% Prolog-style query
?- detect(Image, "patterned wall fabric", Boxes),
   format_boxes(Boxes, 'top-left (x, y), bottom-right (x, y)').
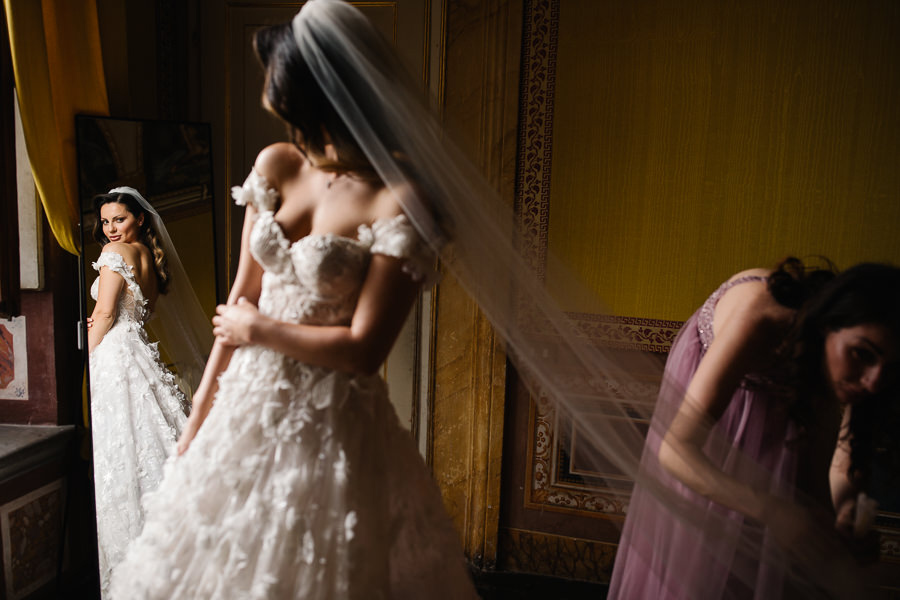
top-left (540, 0), bottom-right (900, 321)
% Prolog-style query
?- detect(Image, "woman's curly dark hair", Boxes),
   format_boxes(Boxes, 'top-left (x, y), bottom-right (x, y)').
top-left (92, 192), bottom-right (170, 295)
top-left (767, 256), bottom-right (837, 310)
top-left (772, 258), bottom-right (900, 489)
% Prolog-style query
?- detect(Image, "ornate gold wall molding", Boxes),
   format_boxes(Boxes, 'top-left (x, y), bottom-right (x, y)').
top-left (430, 0), bottom-right (523, 569)
top-left (512, 0), bottom-right (675, 524)
top-left (524, 381), bottom-right (655, 519)
top-left (567, 313), bottom-right (681, 353)
top-left (515, 0), bottom-right (557, 279)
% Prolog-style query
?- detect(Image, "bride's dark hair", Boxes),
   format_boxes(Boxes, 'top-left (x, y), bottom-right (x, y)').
top-left (252, 15), bottom-right (448, 234)
top-left (253, 21), bottom-right (405, 183)
top-left (92, 192), bottom-right (171, 294)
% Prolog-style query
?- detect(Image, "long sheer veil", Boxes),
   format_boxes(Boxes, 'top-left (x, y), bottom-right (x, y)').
top-left (292, 1), bottom-right (864, 597)
top-left (108, 186), bottom-right (213, 398)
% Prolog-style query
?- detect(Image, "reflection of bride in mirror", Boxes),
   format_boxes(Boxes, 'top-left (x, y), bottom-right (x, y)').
top-left (87, 187), bottom-right (191, 597)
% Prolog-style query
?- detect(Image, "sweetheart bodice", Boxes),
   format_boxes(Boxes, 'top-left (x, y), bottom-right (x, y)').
top-left (232, 169), bottom-right (435, 326)
top-left (91, 251), bottom-right (149, 325)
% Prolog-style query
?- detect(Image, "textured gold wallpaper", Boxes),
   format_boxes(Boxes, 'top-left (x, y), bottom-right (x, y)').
top-left (546, 0), bottom-right (900, 321)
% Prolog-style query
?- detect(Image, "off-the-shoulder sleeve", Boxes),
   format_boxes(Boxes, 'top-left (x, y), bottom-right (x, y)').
top-left (369, 215), bottom-right (438, 284)
top-left (92, 251), bottom-right (134, 281)
top-left (91, 251), bottom-right (147, 316)
top-left (231, 168), bottom-right (280, 212)
top-left (92, 251), bottom-right (142, 300)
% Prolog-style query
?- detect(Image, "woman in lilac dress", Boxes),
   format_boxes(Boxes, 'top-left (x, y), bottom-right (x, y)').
top-left (610, 259), bottom-right (900, 599)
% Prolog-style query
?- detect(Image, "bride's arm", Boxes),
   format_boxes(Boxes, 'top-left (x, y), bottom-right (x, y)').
top-left (88, 267), bottom-right (126, 352)
top-left (213, 252), bottom-right (420, 375)
top-left (176, 203), bottom-right (264, 455)
top-left (88, 243), bottom-right (138, 352)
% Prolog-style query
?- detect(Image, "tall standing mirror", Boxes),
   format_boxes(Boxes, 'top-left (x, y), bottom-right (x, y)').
top-left (75, 115), bottom-right (216, 592)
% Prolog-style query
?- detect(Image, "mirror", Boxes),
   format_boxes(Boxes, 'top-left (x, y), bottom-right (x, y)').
top-left (75, 115), bottom-right (216, 592)
top-left (76, 116), bottom-right (217, 316)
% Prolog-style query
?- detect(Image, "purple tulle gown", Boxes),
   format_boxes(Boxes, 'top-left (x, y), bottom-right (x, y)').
top-left (609, 276), bottom-right (799, 599)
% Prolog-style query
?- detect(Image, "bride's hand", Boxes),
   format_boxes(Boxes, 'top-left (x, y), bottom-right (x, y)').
top-left (176, 417), bottom-right (202, 456)
top-left (212, 297), bottom-right (261, 347)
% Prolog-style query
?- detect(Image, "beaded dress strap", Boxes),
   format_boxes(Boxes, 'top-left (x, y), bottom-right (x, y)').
top-left (697, 275), bottom-right (768, 351)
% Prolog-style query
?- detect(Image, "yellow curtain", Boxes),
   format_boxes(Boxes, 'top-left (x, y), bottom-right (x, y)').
top-left (4, 0), bottom-right (109, 256)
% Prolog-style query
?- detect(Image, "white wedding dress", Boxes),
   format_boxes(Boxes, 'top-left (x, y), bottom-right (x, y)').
top-left (89, 252), bottom-right (189, 597)
top-left (108, 170), bottom-right (478, 599)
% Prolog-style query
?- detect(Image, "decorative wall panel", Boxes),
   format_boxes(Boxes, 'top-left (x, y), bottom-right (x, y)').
top-left (498, 527), bottom-right (618, 582)
top-left (513, 0), bottom-right (679, 526)
top-left (0, 480), bottom-right (65, 600)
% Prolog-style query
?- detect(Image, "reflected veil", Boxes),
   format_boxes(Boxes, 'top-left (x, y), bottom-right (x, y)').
top-left (106, 186), bottom-right (212, 394)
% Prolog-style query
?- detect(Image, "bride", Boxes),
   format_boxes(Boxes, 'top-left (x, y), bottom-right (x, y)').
top-left (87, 187), bottom-right (203, 597)
top-left (108, 2), bottom-right (478, 598)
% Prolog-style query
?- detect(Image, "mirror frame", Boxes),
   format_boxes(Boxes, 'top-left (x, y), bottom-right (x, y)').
top-left (74, 115), bottom-right (218, 590)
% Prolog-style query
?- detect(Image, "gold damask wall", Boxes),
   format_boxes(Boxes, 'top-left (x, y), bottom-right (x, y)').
top-left (547, 0), bottom-right (900, 321)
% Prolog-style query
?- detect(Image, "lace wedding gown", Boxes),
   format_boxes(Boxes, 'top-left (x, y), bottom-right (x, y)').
top-left (89, 252), bottom-right (189, 597)
top-left (109, 170), bottom-right (478, 599)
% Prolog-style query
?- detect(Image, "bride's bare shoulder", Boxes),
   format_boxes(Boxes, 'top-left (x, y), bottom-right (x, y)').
top-left (368, 185), bottom-right (406, 220)
top-left (254, 143), bottom-right (305, 187)
top-left (101, 241), bottom-right (139, 263)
